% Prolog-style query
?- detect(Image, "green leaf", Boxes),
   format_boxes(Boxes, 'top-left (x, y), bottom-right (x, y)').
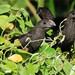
top-left (25, 20), bottom-right (34, 27)
top-left (0, 51), bottom-right (3, 56)
top-left (48, 0), bottom-right (56, 17)
top-left (14, 39), bottom-right (21, 47)
top-left (69, 0), bottom-right (75, 12)
top-left (20, 8), bottom-right (34, 27)
top-left (38, 43), bottom-right (56, 56)
top-left (0, 36), bottom-right (5, 44)
top-left (54, 60), bottom-right (63, 72)
top-left (0, 45), bottom-right (5, 49)
top-left (26, 63), bottom-right (39, 75)
top-left (11, 6), bottom-right (20, 11)
top-left (2, 60), bottom-right (17, 72)
top-left (70, 65), bottom-right (75, 75)
top-left (0, 15), bottom-right (10, 30)
top-left (17, 64), bottom-right (29, 75)
top-left (8, 30), bottom-right (22, 36)
top-left (0, 72), bottom-right (4, 75)
top-left (63, 61), bottom-right (72, 75)
top-left (38, 43), bottom-right (49, 53)
top-left (17, 17), bottom-right (25, 33)
top-left (7, 14), bottom-right (16, 22)
top-left (15, 0), bottom-right (28, 8)
top-left (0, 5), bottom-right (10, 14)
top-left (45, 47), bottom-right (56, 56)
top-left (40, 65), bottom-right (49, 75)
top-left (46, 29), bottom-right (53, 36)
top-left (13, 48), bottom-right (32, 59)
top-left (21, 8), bottom-right (29, 18)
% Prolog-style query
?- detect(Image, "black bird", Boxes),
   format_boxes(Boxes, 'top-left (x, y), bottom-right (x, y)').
top-left (36, 7), bottom-right (54, 20)
top-left (52, 10), bottom-right (75, 51)
top-left (36, 7), bottom-right (65, 31)
top-left (37, 7), bottom-right (75, 51)
top-left (10, 19), bottom-right (56, 52)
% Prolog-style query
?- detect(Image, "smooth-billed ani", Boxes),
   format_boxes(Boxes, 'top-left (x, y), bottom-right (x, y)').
top-left (37, 7), bottom-right (75, 51)
top-left (10, 19), bottom-right (56, 52)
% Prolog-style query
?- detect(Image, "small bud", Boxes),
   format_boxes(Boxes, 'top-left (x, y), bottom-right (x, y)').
top-left (23, 47), bottom-right (29, 52)
top-left (14, 39), bottom-right (21, 47)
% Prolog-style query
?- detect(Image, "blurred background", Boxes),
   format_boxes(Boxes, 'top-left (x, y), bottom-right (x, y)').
top-left (0, 0), bottom-right (74, 24)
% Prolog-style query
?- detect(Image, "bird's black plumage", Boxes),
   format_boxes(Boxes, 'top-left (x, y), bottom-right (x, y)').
top-left (10, 19), bottom-right (56, 52)
top-left (37, 7), bottom-right (75, 51)
top-left (36, 7), bottom-right (54, 20)
top-left (36, 7), bottom-right (65, 31)
top-left (52, 10), bottom-right (75, 51)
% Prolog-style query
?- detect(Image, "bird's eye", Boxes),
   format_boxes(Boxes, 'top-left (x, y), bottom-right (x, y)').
top-left (43, 22), bottom-right (46, 24)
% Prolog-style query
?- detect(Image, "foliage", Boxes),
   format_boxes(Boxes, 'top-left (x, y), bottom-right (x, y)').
top-left (0, 5), bottom-right (75, 75)
top-left (0, 0), bottom-right (74, 22)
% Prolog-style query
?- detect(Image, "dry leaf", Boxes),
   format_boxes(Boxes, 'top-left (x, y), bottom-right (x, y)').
top-left (9, 23), bottom-right (14, 30)
top-left (8, 54), bottom-right (23, 63)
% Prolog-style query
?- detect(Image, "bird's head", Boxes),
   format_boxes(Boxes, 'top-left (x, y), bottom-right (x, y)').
top-left (36, 7), bottom-right (54, 20)
top-left (68, 10), bottom-right (75, 22)
top-left (37, 19), bottom-right (56, 32)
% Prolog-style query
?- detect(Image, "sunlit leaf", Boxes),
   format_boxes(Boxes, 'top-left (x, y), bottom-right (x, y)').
top-left (8, 54), bottom-right (23, 63)
top-left (8, 30), bottom-right (22, 36)
top-left (25, 20), bottom-right (34, 27)
top-left (26, 63), bottom-right (39, 75)
top-left (7, 14), bottom-right (16, 22)
top-left (4, 40), bottom-right (10, 46)
top-left (63, 61), bottom-right (72, 75)
top-left (2, 60), bottom-right (17, 71)
top-left (0, 5), bottom-right (10, 14)
top-left (21, 8), bottom-right (29, 18)
top-left (0, 36), bottom-right (5, 44)
top-left (0, 72), bottom-right (4, 75)
top-left (46, 29), bottom-right (53, 36)
top-left (0, 15), bottom-right (10, 30)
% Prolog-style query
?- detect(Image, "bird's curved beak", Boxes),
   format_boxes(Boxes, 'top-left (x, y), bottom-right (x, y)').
top-left (49, 20), bottom-right (56, 26)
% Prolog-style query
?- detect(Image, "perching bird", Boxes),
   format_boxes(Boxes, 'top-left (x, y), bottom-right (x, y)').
top-left (10, 19), bottom-right (56, 52)
top-left (52, 10), bottom-right (75, 51)
top-left (37, 7), bottom-right (75, 51)
top-left (36, 7), bottom-right (65, 31)
top-left (36, 7), bottom-right (54, 20)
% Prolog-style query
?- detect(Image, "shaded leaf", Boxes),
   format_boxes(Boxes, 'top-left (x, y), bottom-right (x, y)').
top-left (13, 48), bottom-right (32, 59)
top-left (0, 51), bottom-right (3, 56)
top-left (17, 17), bottom-right (25, 33)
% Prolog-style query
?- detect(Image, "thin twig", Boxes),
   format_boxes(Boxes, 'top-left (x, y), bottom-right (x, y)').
top-left (27, 1), bottom-right (41, 21)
